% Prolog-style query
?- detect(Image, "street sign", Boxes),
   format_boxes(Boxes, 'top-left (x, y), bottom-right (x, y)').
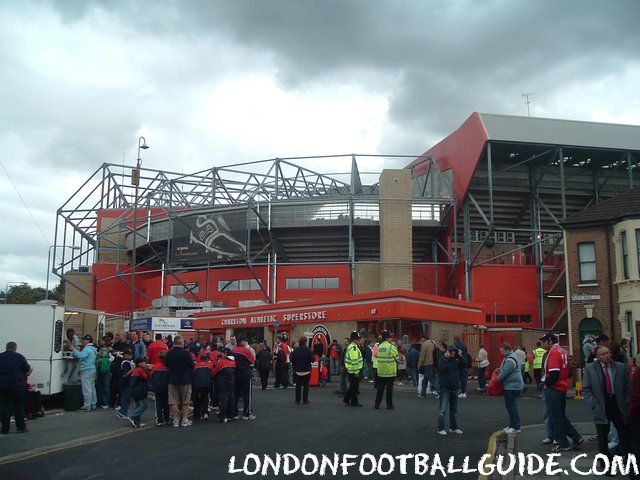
top-left (273, 321), bottom-right (280, 329)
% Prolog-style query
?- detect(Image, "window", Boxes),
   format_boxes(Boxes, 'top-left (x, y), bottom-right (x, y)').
top-left (622, 231), bottom-right (629, 279)
top-left (485, 314), bottom-right (492, 323)
top-left (170, 283), bottom-right (199, 295)
top-left (325, 277), bottom-right (339, 288)
top-left (507, 315), bottom-right (519, 323)
top-left (495, 314), bottom-right (505, 323)
top-left (218, 279), bottom-right (261, 292)
top-left (218, 280), bottom-right (238, 291)
top-left (285, 277), bottom-right (340, 289)
top-left (578, 242), bottom-right (596, 283)
top-left (520, 315), bottom-right (532, 324)
top-left (637, 230), bottom-right (640, 277)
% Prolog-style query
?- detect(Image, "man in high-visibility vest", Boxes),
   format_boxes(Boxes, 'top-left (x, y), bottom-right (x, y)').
top-left (343, 331), bottom-right (364, 407)
top-left (372, 337), bottom-right (381, 388)
top-left (374, 330), bottom-right (399, 410)
top-left (532, 341), bottom-right (546, 390)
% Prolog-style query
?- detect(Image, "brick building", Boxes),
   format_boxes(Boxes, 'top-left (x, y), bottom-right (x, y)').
top-left (563, 187), bottom-right (640, 363)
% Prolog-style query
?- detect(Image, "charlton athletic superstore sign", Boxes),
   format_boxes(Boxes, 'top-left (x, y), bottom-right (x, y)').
top-left (220, 310), bottom-right (328, 327)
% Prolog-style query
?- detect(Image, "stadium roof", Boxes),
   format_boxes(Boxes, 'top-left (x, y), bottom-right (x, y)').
top-left (478, 113), bottom-right (640, 152)
top-left (407, 112), bottom-right (640, 211)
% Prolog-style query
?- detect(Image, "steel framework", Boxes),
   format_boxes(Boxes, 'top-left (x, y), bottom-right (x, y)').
top-left (453, 141), bottom-right (639, 328)
top-left (53, 154), bottom-right (451, 307)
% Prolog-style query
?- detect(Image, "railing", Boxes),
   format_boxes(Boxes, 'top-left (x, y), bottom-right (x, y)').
top-left (543, 261), bottom-right (565, 292)
top-left (544, 297), bottom-right (567, 328)
top-left (475, 253), bottom-right (536, 266)
top-left (475, 252), bottom-right (565, 267)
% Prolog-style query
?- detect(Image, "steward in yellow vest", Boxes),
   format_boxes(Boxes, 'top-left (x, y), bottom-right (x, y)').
top-left (343, 331), bottom-right (364, 407)
top-left (532, 343), bottom-right (546, 388)
top-left (374, 331), bottom-right (399, 409)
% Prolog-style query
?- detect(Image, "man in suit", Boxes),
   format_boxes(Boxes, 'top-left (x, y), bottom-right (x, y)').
top-left (583, 345), bottom-right (630, 465)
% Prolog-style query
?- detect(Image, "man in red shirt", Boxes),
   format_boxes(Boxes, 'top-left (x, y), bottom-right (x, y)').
top-left (540, 332), bottom-right (583, 452)
top-left (146, 334), bottom-right (169, 366)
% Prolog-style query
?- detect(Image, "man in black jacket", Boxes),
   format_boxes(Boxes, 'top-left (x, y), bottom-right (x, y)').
top-left (0, 342), bottom-right (31, 434)
top-left (291, 337), bottom-right (314, 404)
top-left (231, 335), bottom-right (256, 420)
top-left (165, 336), bottom-right (195, 427)
top-left (256, 345), bottom-right (272, 390)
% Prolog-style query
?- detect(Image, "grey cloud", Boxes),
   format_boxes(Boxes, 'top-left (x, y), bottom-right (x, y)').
top-left (41, 0), bottom-right (640, 141)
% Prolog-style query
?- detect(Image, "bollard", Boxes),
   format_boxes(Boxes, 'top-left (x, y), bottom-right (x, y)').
top-left (573, 368), bottom-right (583, 400)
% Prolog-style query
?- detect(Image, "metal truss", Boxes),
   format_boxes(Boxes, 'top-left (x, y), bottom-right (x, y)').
top-left (52, 154), bottom-right (448, 300)
top-left (457, 140), bottom-right (639, 327)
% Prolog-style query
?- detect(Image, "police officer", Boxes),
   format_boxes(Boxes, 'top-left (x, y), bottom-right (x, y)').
top-left (343, 331), bottom-right (364, 407)
top-left (374, 331), bottom-right (398, 410)
top-left (532, 341), bottom-right (546, 390)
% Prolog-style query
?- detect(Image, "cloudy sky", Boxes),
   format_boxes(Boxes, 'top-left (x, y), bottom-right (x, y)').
top-left (1, 0), bottom-right (639, 292)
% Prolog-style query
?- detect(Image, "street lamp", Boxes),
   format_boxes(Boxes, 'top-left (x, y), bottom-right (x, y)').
top-left (4, 282), bottom-right (27, 304)
top-left (45, 245), bottom-right (81, 300)
top-left (130, 136), bottom-right (149, 323)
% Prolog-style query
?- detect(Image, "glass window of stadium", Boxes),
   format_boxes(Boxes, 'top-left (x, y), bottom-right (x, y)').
top-left (218, 280), bottom-right (239, 291)
top-left (285, 277), bottom-right (340, 289)
top-left (218, 279), bottom-right (260, 291)
top-left (326, 277), bottom-right (339, 288)
top-left (170, 282), bottom-right (199, 295)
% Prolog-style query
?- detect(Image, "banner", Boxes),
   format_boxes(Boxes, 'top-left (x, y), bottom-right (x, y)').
top-left (171, 210), bottom-right (247, 265)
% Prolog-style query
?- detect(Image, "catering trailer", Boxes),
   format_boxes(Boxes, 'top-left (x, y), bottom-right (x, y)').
top-left (0, 302), bottom-right (105, 395)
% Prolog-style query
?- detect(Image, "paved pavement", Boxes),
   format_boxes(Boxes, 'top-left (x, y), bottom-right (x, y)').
top-left (510, 422), bottom-right (606, 480)
top-left (0, 382), bottom-right (594, 480)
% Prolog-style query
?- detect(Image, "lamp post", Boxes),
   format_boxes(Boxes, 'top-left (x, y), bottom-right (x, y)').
top-left (45, 245), bottom-right (81, 300)
top-left (4, 282), bottom-right (27, 304)
top-left (130, 136), bottom-right (149, 324)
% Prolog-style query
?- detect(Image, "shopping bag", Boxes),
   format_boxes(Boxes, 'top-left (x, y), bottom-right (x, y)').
top-left (487, 370), bottom-right (504, 396)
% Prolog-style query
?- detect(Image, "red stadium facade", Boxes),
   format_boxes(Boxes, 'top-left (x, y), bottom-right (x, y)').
top-left (57, 113), bottom-right (640, 345)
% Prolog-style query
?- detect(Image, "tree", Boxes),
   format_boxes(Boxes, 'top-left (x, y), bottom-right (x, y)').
top-left (2, 280), bottom-right (65, 304)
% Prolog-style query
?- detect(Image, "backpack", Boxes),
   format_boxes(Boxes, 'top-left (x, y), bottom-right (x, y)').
top-left (131, 375), bottom-right (149, 400)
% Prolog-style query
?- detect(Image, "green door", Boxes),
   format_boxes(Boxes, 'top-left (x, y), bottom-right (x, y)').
top-left (578, 317), bottom-right (603, 365)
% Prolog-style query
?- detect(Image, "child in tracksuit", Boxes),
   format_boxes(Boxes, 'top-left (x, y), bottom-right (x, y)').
top-left (150, 350), bottom-right (171, 425)
top-left (319, 361), bottom-right (329, 386)
top-left (129, 357), bottom-right (149, 427)
top-left (117, 350), bottom-right (133, 419)
top-left (193, 353), bottom-right (214, 420)
top-left (212, 348), bottom-right (236, 423)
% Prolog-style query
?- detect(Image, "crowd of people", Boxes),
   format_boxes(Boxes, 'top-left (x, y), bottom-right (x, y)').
top-left (3, 326), bottom-right (640, 474)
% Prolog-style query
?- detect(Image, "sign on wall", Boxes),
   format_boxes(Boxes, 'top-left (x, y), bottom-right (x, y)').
top-left (131, 317), bottom-right (195, 331)
top-left (171, 210), bottom-right (247, 265)
top-left (571, 293), bottom-right (601, 302)
top-left (310, 325), bottom-right (331, 357)
top-left (220, 310), bottom-right (328, 327)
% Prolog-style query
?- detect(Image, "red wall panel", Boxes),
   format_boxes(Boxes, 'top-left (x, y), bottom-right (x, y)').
top-left (471, 265), bottom-right (539, 327)
top-left (92, 263), bottom-right (134, 313)
top-left (413, 265), bottom-right (449, 296)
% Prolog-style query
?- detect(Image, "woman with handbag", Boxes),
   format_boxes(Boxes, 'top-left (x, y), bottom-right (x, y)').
top-left (496, 343), bottom-right (524, 434)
